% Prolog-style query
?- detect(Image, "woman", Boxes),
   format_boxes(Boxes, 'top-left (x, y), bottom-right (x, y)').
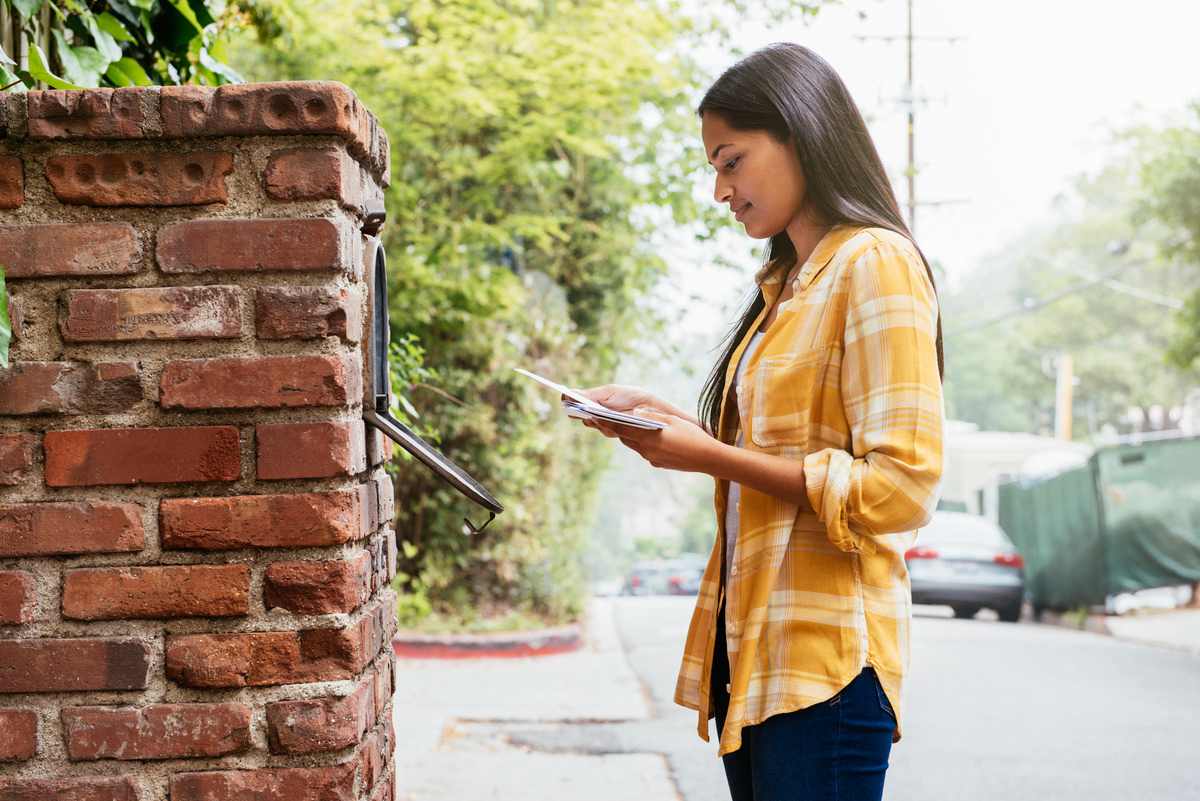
top-left (574, 43), bottom-right (946, 800)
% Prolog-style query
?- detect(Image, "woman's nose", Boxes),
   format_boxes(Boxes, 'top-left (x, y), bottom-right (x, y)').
top-left (713, 176), bottom-right (732, 204)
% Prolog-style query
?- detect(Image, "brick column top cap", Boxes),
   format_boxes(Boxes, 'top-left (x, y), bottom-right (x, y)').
top-left (11, 81), bottom-right (388, 185)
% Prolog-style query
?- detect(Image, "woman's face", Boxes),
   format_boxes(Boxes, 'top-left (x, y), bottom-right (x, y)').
top-left (700, 111), bottom-right (808, 240)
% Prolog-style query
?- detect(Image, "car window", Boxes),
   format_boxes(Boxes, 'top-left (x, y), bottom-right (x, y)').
top-left (920, 514), bottom-right (1012, 547)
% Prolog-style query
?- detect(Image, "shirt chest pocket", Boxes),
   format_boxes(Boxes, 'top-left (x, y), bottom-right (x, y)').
top-left (744, 344), bottom-right (839, 449)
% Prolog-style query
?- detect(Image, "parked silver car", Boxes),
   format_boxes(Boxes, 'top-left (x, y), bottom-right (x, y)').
top-left (622, 555), bottom-right (706, 596)
top-left (907, 511), bottom-right (1026, 622)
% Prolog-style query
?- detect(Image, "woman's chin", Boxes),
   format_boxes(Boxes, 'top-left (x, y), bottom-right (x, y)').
top-left (742, 222), bottom-right (772, 240)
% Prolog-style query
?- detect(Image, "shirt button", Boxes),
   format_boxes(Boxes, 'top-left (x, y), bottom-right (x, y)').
top-left (730, 565), bottom-right (738, 576)
top-left (725, 682), bottom-right (732, 693)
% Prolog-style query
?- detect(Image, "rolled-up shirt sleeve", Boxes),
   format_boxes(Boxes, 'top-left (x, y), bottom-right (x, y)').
top-left (803, 238), bottom-right (945, 554)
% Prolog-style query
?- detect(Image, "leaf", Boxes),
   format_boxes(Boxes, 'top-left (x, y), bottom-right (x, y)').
top-left (52, 32), bottom-right (106, 89)
top-left (399, 393), bottom-right (420, 419)
top-left (96, 11), bottom-right (136, 42)
top-left (187, 0), bottom-right (217, 27)
top-left (198, 47), bottom-right (243, 85)
top-left (0, 267), bottom-right (10, 370)
top-left (0, 45), bottom-right (14, 67)
top-left (11, 0), bottom-right (43, 22)
top-left (104, 61), bottom-right (134, 87)
top-left (166, 0), bottom-right (206, 34)
top-left (27, 44), bottom-right (84, 90)
top-left (127, 0), bottom-right (158, 10)
top-left (112, 57), bottom-right (153, 86)
top-left (0, 65), bottom-right (26, 91)
top-left (85, 14), bottom-right (124, 63)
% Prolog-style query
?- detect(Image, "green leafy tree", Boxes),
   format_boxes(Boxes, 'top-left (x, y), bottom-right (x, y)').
top-left (228, 0), bottom-right (826, 628)
top-left (944, 143), bottom-right (1199, 438)
top-left (0, 0), bottom-right (244, 91)
top-left (1130, 102), bottom-right (1200, 370)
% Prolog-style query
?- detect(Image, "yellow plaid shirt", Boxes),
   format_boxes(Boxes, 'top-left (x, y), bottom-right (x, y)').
top-left (673, 224), bottom-right (945, 757)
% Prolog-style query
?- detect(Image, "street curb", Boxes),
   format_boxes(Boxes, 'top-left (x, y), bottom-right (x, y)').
top-left (1032, 608), bottom-right (1112, 636)
top-left (392, 622), bottom-right (584, 659)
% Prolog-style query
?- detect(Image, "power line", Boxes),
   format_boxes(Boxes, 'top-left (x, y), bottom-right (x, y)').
top-left (945, 257), bottom-right (1180, 337)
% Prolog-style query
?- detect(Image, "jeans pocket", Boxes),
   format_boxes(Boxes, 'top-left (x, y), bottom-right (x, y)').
top-left (872, 673), bottom-right (897, 723)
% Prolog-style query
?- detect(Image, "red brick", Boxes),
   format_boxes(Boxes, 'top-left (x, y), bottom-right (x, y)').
top-left (26, 88), bottom-right (152, 139)
top-left (264, 146), bottom-right (361, 209)
top-left (0, 501), bottom-right (144, 558)
top-left (165, 629), bottom-right (362, 688)
top-left (266, 676), bottom-right (373, 754)
top-left (0, 709), bottom-right (37, 761)
top-left (0, 434), bottom-right (36, 485)
top-left (359, 729), bottom-right (383, 791)
top-left (63, 565), bottom-right (250, 620)
top-left (360, 714), bottom-right (395, 793)
top-left (0, 156), bottom-right (22, 209)
top-left (254, 285), bottom-right (362, 341)
top-left (0, 572), bottom-right (35, 625)
top-left (367, 427), bottom-right (394, 466)
top-left (0, 777), bottom-right (138, 801)
top-left (156, 218), bottom-right (345, 274)
top-left (0, 361), bottom-right (142, 415)
top-left (62, 703), bottom-right (251, 760)
top-left (162, 81), bottom-right (359, 139)
top-left (0, 223), bottom-right (140, 278)
top-left (373, 654), bottom-right (394, 719)
top-left (43, 426), bottom-right (240, 487)
top-left (384, 527), bottom-right (398, 584)
top-left (375, 473), bottom-right (395, 523)
top-left (256, 420), bottom-right (366, 479)
top-left (0, 638), bottom-right (149, 693)
top-left (369, 773), bottom-right (394, 801)
top-left (46, 152), bottom-right (234, 206)
top-left (61, 286), bottom-right (242, 342)
top-left (264, 553), bottom-right (371, 614)
top-left (5, 293), bottom-right (21, 342)
top-left (160, 489), bottom-right (362, 550)
top-left (169, 764), bottom-right (356, 801)
top-left (160, 352), bottom-right (361, 410)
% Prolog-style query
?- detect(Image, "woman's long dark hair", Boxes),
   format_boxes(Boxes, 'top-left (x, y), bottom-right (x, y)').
top-left (696, 43), bottom-right (945, 438)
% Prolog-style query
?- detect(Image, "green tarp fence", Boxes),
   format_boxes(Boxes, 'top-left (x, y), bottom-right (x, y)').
top-left (998, 435), bottom-right (1200, 610)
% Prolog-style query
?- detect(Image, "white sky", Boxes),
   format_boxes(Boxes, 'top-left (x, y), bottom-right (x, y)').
top-left (661, 0), bottom-right (1200, 338)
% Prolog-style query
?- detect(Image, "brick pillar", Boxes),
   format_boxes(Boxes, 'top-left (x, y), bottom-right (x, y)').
top-left (0, 83), bottom-right (397, 801)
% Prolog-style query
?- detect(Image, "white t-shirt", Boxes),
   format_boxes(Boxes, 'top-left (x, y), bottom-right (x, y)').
top-left (724, 329), bottom-right (767, 587)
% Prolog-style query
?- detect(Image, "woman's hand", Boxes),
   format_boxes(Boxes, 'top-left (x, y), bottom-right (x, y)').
top-left (580, 407), bottom-right (722, 474)
top-left (570, 384), bottom-right (666, 413)
top-left (568, 384), bottom-right (703, 428)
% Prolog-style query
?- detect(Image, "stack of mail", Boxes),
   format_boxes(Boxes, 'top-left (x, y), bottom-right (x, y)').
top-left (512, 368), bottom-right (665, 431)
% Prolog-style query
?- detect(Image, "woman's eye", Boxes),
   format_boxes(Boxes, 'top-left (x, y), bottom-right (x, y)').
top-left (724, 156), bottom-right (740, 171)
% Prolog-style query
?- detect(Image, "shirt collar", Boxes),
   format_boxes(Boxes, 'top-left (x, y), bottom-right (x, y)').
top-left (753, 224), bottom-right (862, 303)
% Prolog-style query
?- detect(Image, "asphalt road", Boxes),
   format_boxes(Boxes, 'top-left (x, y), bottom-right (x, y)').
top-left (526, 595), bottom-right (1200, 801)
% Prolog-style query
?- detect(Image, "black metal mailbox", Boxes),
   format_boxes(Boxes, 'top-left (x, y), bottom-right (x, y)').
top-left (360, 209), bottom-right (503, 534)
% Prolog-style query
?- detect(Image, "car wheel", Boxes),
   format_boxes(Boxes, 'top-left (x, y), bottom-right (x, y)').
top-left (998, 602), bottom-right (1022, 623)
top-left (951, 605), bottom-right (978, 619)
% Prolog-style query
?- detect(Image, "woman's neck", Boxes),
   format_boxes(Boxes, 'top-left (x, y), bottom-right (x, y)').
top-left (785, 209), bottom-right (833, 268)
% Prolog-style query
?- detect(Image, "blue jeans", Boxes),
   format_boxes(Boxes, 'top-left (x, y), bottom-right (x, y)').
top-left (710, 598), bottom-right (896, 801)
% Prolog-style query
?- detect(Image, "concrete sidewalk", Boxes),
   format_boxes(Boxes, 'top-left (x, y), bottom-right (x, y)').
top-left (1039, 605), bottom-right (1200, 656)
top-left (1102, 607), bottom-right (1200, 655)
top-left (391, 597), bottom-right (680, 801)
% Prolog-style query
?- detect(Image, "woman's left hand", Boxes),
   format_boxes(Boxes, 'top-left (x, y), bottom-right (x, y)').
top-left (580, 407), bottom-right (720, 474)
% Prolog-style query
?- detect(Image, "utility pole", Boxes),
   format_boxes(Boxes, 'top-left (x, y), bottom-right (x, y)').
top-left (905, 0), bottom-right (915, 232)
top-left (856, 0), bottom-right (963, 235)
